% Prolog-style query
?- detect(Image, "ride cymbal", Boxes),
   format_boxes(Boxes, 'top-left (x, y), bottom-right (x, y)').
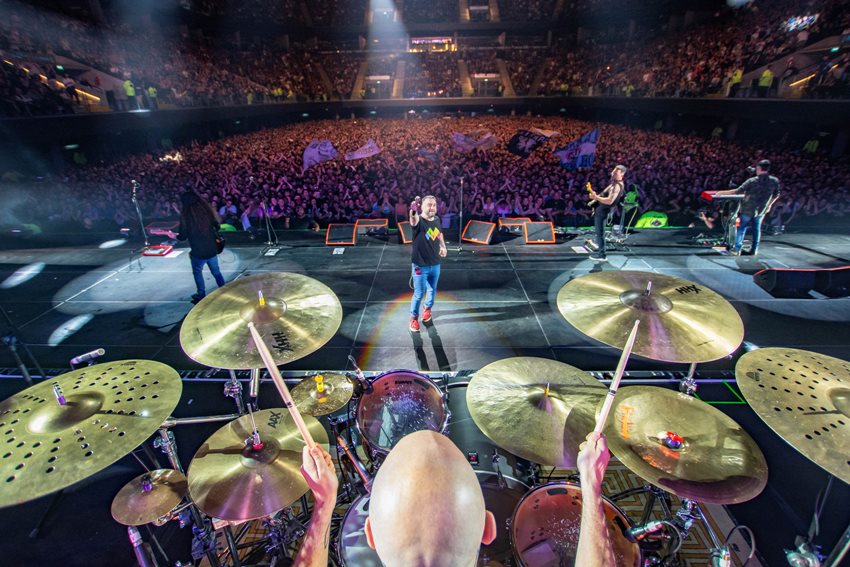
top-left (604, 386), bottom-right (767, 504)
top-left (180, 273), bottom-right (342, 370)
top-left (0, 360), bottom-right (182, 509)
top-left (467, 357), bottom-right (606, 467)
top-left (736, 348), bottom-right (850, 484)
top-left (111, 469), bottom-right (188, 526)
top-left (187, 409), bottom-right (330, 521)
top-left (291, 373), bottom-right (354, 416)
top-left (557, 271), bottom-right (743, 363)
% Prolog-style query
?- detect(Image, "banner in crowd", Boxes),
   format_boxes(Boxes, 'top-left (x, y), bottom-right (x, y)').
top-left (450, 130), bottom-right (498, 153)
top-left (506, 130), bottom-right (548, 158)
top-left (302, 140), bottom-right (338, 171)
top-left (417, 146), bottom-right (441, 162)
top-left (529, 127), bottom-right (561, 138)
top-left (344, 139), bottom-right (382, 161)
top-left (552, 128), bottom-right (600, 170)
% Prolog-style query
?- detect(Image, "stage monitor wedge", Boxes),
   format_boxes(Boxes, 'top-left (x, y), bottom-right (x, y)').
top-left (355, 218), bottom-right (388, 235)
top-left (462, 220), bottom-right (496, 244)
top-left (325, 224), bottom-right (357, 246)
top-left (523, 221), bottom-right (556, 244)
top-left (398, 221), bottom-right (413, 244)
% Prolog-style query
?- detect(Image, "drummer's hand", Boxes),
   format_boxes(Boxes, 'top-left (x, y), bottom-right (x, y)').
top-left (301, 445), bottom-right (338, 506)
top-left (577, 431), bottom-right (610, 493)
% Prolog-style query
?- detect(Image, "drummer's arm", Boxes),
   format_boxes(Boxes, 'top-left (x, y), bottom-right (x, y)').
top-left (293, 446), bottom-right (339, 567)
top-left (575, 432), bottom-right (617, 567)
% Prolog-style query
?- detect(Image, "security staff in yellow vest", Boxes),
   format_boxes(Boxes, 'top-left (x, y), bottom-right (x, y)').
top-left (146, 85), bottom-right (158, 110)
top-left (123, 77), bottom-right (138, 110)
top-left (728, 67), bottom-right (743, 98)
top-left (757, 66), bottom-right (774, 98)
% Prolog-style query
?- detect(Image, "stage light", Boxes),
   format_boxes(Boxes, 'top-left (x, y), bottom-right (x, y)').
top-left (98, 239), bottom-right (127, 249)
top-left (0, 262), bottom-right (45, 289)
top-left (63, 144), bottom-right (79, 150)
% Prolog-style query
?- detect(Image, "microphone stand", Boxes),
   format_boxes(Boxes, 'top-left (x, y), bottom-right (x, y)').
top-left (130, 180), bottom-right (150, 247)
top-left (447, 175), bottom-right (465, 253)
top-left (255, 177), bottom-right (278, 248)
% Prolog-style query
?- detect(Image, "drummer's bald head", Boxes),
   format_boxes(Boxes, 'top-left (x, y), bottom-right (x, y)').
top-left (365, 430), bottom-right (496, 566)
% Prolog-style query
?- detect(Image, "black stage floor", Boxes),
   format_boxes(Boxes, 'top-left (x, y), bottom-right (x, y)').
top-left (0, 226), bottom-right (849, 566)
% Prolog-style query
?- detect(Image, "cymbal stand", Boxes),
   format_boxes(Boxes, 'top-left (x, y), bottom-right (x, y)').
top-left (153, 427), bottom-right (221, 567)
top-left (785, 475), bottom-right (849, 567)
top-left (679, 362), bottom-right (698, 396)
top-left (224, 370), bottom-right (246, 414)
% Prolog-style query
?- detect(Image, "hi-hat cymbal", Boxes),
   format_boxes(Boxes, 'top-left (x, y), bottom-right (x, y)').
top-left (187, 409), bottom-right (330, 521)
top-left (180, 273), bottom-right (342, 370)
top-left (556, 271), bottom-right (743, 363)
top-left (467, 357), bottom-right (606, 467)
top-left (291, 373), bottom-right (354, 416)
top-left (604, 386), bottom-right (767, 504)
top-left (111, 469), bottom-right (188, 526)
top-left (736, 348), bottom-right (850, 484)
top-left (0, 360), bottom-right (182, 509)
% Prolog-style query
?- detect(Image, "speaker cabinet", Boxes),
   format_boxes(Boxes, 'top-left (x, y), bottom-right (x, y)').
top-left (523, 221), bottom-right (556, 244)
top-left (462, 220), bottom-right (496, 244)
top-left (325, 224), bottom-right (357, 246)
top-left (753, 268), bottom-right (816, 298)
top-left (398, 221), bottom-right (413, 244)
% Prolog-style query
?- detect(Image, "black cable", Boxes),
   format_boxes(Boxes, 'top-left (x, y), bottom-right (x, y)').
top-left (545, 466), bottom-right (557, 483)
top-left (722, 524), bottom-right (757, 565)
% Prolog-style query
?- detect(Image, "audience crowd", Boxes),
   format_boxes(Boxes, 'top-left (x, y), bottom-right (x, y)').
top-left (2, 0), bottom-right (849, 117)
top-left (7, 115), bottom-right (847, 236)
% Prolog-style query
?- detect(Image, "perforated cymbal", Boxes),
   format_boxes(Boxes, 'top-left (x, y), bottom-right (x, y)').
top-left (467, 357), bottom-right (606, 467)
top-left (111, 469), bottom-right (188, 526)
top-left (604, 386), bottom-right (767, 504)
top-left (180, 273), bottom-right (342, 370)
top-left (0, 360), bottom-right (182, 509)
top-left (557, 271), bottom-right (743, 363)
top-left (187, 409), bottom-right (330, 521)
top-left (736, 348), bottom-right (850, 484)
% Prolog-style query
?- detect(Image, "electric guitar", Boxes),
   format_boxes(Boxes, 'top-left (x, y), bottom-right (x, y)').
top-left (586, 182), bottom-right (597, 209)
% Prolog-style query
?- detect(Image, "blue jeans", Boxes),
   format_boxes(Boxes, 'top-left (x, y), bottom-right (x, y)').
top-left (190, 255), bottom-right (226, 297)
top-left (735, 213), bottom-right (763, 252)
top-left (410, 263), bottom-right (440, 318)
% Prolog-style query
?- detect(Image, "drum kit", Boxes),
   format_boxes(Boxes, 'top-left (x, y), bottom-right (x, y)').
top-left (0, 270), bottom-right (847, 566)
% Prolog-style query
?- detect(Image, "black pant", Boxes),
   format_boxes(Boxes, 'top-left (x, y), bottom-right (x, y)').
top-left (594, 205), bottom-right (610, 254)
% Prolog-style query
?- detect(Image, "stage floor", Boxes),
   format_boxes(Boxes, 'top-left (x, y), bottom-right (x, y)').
top-left (1, 226), bottom-right (849, 566)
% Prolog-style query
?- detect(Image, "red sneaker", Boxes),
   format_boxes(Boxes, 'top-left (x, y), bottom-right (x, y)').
top-left (422, 308), bottom-right (432, 323)
top-left (409, 317), bottom-right (420, 332)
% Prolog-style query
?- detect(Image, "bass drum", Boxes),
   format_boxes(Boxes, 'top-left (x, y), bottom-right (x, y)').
top-left (510, 482), bottom-right (641, 567)
top-left (335, 471), bottom-right (528, 567)
top-left (356, 370), bottom-right (449, 458)
top-left (446, 382), bottom-right (532, 482)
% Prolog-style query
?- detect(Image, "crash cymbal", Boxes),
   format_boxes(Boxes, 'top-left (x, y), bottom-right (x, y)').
top-left (0, 360), bottom-right (182, 509)
top-left (604, 386), bottom-right (767, 504)
top-left (187, 409), bottom-right (330, 521)
top-left (111, 469), bottom-right (188, 526)
top-left (556, 271), bottom-right (743, 363)
top-left (467, 357), bottom-right (606, 467)
top-left (291, 373), bottom-right (354, 417)
top-left (180, 273), bottom-right (342, 370)
top-left (736, 348), bottom-right (850, 484)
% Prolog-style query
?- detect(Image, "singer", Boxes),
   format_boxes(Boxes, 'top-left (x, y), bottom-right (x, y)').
top-left (166, 191), bottom-right (227, 304)
top-left (408, 195), bottom-right (447, 333)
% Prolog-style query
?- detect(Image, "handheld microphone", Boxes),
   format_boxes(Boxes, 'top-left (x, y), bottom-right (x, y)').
top-left (70, 348), bottom-right (105, 367)
top-left (624, 521), bottom-right (665, 542)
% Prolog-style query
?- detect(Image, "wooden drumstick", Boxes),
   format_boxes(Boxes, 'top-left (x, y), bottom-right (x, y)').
top-left (247, 322), bottom-right (316, 449)
top-left (594, 319), bottom-right (640, 434)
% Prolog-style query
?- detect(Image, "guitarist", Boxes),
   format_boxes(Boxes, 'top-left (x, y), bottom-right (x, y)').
top-left (587, 165), bottom-right (627, 261)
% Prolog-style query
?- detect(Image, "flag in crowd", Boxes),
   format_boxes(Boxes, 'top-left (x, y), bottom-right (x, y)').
top-left (344, 139), bottom-right (382, 161)
top-left (416, 146), bottom-right (441, 162)
top-left (506, 130), bottom-right (548, 158)
top-left (450, 130), bottom-right (498, 153)
top-left (529, 127), bottom-right (561, 138)
top-left (552, 128), bottom-right (600, 170)
top-left (302, 140), bottom-right (338, 171)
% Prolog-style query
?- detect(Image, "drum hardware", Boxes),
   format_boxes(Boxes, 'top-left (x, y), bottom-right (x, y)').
top-left (248, 368), bottom-right (261, 401)
top-left (128, 525), bottom-right (158, 567)
top-left (224, 369), bottom-right (246, 414)
top-left (679, 362), bottom-right (698, 396)
top-left (336, 434), bottom-right (373, 494)
top-left (347, 355), bottom-right (373, 394)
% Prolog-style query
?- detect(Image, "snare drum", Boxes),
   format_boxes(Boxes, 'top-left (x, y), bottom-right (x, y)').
top-left (511, 482), bottom-right (641, 567)
top-left (356, 370), bottom-right (449, 457)
top-left (335, 471), bottom-right (528, 567)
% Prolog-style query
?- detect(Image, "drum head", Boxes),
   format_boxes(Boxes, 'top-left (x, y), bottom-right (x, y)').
top-left (477, 471), bottom-right (528, 565)
top-left (511, 483), bottom-right (640, 567)
top-left (357, 371), bottom-right (448, 454)
top-left (337, 495), bottom-right (383, 567)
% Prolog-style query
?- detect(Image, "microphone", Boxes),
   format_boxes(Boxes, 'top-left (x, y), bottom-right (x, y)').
top-left (70, 348), bottom-right (105, 367)
top-left (127, 526), bottom-right (157, 567)
top-left (624, 521), bottom-right (665, 542)
top-left (347, 355), bottom-right (372, 393)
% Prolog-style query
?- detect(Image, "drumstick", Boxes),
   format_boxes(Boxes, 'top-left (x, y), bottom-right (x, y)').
top-left (247, 322), bottom-right (316, 449)
top-left (594, 319), bottom-right (640, 434)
